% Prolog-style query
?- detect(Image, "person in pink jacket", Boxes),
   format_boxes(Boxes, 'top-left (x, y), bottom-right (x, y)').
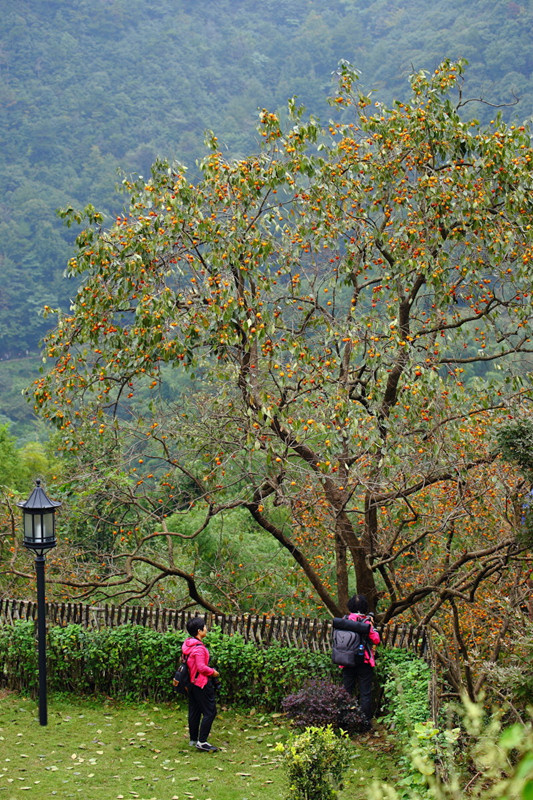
top-left (182, 616), bottom-right (220, 752)
top-left (342, 594), bottom-right (380, 729)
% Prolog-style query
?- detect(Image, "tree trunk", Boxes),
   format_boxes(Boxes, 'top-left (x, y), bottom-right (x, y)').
top-left (335, 529), bottom-right (349, 611)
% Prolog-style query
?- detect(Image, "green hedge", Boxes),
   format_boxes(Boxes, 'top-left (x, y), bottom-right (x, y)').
top-left (0, 621), bottom-right (430, 715)
top-left (0, 621), bottom-right (337, 709)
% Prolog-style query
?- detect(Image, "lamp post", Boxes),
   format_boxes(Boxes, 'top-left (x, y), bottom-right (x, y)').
top-left (17, 480), bottom-right (61, 726)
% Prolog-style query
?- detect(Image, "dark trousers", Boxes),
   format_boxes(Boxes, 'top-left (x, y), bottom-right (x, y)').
top-left (342, 663), bottom-right (374, 720)
top-left (188, 680), bottom-right (217, 742)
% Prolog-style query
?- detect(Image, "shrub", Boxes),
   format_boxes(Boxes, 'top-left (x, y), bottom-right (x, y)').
top-left (282, 679), bottom-right (366, 735)
top-left (279, 725), bottom-right (350, 800)
top-left (0, 621), bottom-right (37, 693)
top-left (374, 647), bottom-right (434, 798)
top-left (480, 620), bottom-right (533, 720)
top-left (376, 647), bottom-right (432, 736)
top-left (367, 701), bottom-right (533, 800)
top-left (207, 629), bottom-right (336, 710)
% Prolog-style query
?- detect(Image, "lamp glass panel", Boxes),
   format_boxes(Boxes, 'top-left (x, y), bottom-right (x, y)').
top-left (34, 515), bottom-right (44, 542)
top-left (42, 512), bottom-right (55, 539)
top-left (24, 514), bottom-right (34, 542)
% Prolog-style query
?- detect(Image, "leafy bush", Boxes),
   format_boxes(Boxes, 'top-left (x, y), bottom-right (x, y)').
top-left (376, 647), bottom-right (432, 735)
top-left (0, 621), bottom-right (38, 693)
top-left (480, 619), bottom-right (533, 720)
top-left (496, 420), bottom-right (533, 546)
top-left (496, 419), bottom-right (533, 483)
top-left (207, 629), bottom-right (336, 710)
top-left (374, 647), bottom-right (434, 798)
top-left (282, 679), bottom-right (365, 735)
top-left (278, 725), bottom-right (350, 800)
top-left (47, 623), bottom-right (183, 701)
top-left (367, 701), bottom-right (533, 800)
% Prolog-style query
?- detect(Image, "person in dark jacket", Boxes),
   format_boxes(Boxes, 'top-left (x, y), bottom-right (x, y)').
top-left (341, 594), bottom-right (380, 729)
top-left (182, 616), bottom-right (220, 752)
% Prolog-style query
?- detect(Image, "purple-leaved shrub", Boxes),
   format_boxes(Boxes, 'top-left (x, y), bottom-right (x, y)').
top-left (282, 679), bottom-right (366, 735)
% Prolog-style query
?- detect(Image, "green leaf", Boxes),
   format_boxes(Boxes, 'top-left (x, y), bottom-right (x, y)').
top-left (523, 781), bottom-right (533, 800)
top-left (499, 724), bottom-right (524, 750)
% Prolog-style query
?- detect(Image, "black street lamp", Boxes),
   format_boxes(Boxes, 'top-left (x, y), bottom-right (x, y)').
top-left (17, 480), bottom-right (61, 726)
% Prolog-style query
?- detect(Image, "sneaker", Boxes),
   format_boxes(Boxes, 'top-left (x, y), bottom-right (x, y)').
top-left (196, 741), bottom-right (219, 752)
top-left (189, 740), bottom-right (197, 746)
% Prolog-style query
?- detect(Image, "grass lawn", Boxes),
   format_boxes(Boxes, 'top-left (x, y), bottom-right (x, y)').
top-left (0, 690), bottom-right (401, 800)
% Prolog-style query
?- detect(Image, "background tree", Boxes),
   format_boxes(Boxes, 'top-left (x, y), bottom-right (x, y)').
top-left (33, 62), bottom-right (532, 639)
top-left (0, 424), bottom-right (30, 492)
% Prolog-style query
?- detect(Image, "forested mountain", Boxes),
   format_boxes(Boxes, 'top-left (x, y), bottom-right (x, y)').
top-left (1, 0), bottom-right (532, 372)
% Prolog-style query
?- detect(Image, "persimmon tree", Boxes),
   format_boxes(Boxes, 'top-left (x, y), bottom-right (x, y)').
top-left (33, 59), bottom-right (533, 622)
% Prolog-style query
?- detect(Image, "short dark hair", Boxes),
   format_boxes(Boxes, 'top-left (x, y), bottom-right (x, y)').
top-left (347, 594), bottom-right (369, 614)
top-left (186, 616), bottom-right (206, 636)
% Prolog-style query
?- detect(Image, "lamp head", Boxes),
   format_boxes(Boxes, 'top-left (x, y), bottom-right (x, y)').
top-left (17, 480), bottom-right (61, 556)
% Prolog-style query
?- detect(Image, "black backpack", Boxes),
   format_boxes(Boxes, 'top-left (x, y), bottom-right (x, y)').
top-left (331, 616), bottom-right (371, 667)
top-left (172, 642), bottom-right (200, 694)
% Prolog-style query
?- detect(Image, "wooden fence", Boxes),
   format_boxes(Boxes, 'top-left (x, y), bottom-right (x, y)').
top-left (0, 597), bottom-right (429, 658)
